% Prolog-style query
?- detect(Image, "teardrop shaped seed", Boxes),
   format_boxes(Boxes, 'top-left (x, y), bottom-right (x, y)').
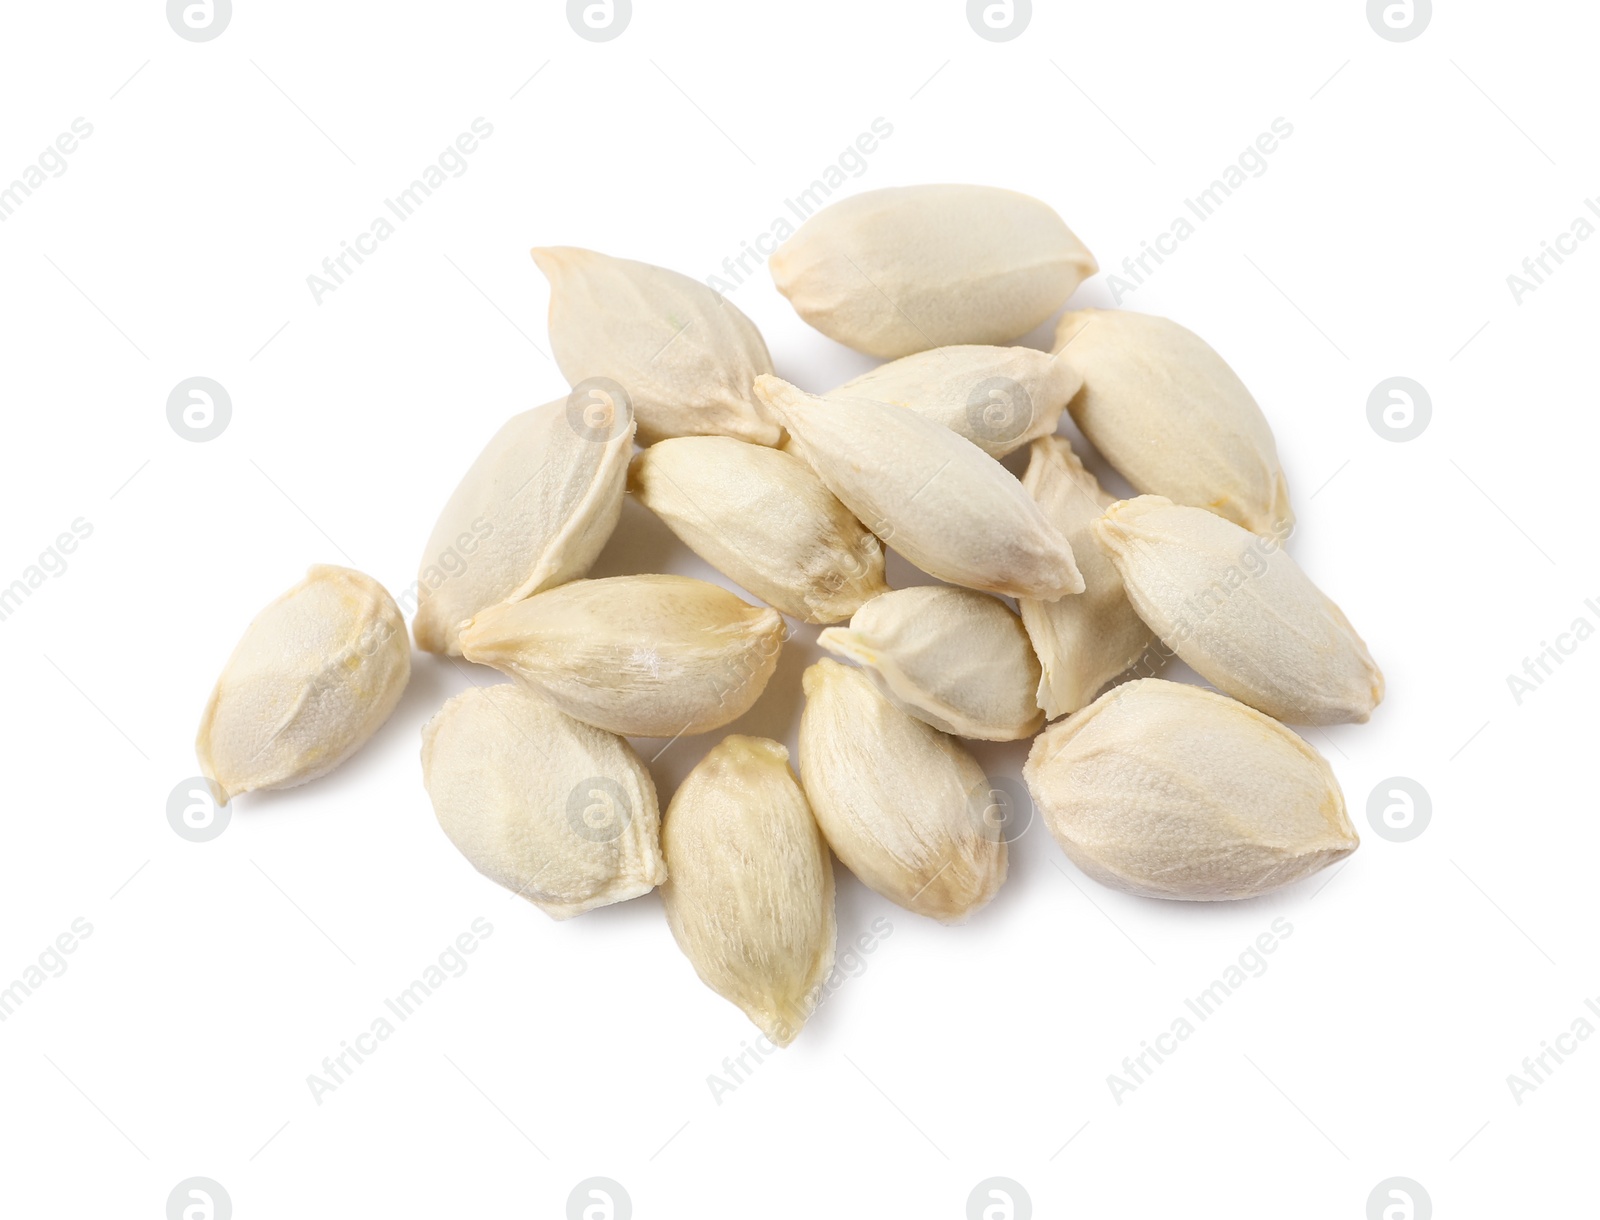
top-left (421, 683), bottom-right (666, 919)
top-left (754, 375), bottom-right (1084, 600)
top-left (197, 565), bottom-right (411, 804)
top-left (459, 574), bottom-right (786, 737)
top-left (1093, 496), bottom-right (1383, 725)
top-left (769, 184), bottom-right (1097, 358)
top-left (1025, 679), bottom-right (1358, 900)
top-left (1055, 308), bottom-right (1293, 537)
top-left (661, 735), bottom-right (836, 1046)
top-left (413, 395), bottom-right (633, 655)
top-left (534, 246), bottom-right (781, 446)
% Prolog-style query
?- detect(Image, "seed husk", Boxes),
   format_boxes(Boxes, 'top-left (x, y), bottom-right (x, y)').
top-left (1054, 308), bottom-right (1292, 537)
top-left (1018, 437), bottom-right (1158, 718)
top-left (196, 565), bottom-right (411, 805)
top-left (421, 683), bottom-right (666, 919)
top-left (661, 735), bottom-right (836, 1047)
top-left (769, 184), bottom-right (1097, 358)
top-left (818, 586), bottom-right (1043, 741)
top-left (413, 395), bottom-right (633, 656)
top-left (1024, 679), bottom-right (1358, 900)
top-left (828, 344), bottom-right (1082, 459)
top-left (628, 436), bottom-right (889, 624)
top-left (754, 375), bottom-right (1084, 600)
top-left (1093, 496), bottom-right (1383, 725)
top-left (798, 659), bottom-right (1006, 922)
top-left (459, 574), bottom-right (786, 737)
top-left (533, 246), bottom-right (782, 446)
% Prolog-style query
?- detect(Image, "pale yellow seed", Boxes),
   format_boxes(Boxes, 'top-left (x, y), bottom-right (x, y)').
top-left (1055, 308), bottom-right (1292, 537)
top-left (1025, 679), bottom-right (1357, 900)
top-left (1017, 437), bottom-right (1157, 718)
top-left (1093, 496), bottom-right (1383, 725)
top-left (459, 574), bottom-right (786, 737)
top-left (798, 659), bottom-right (1006, 923)
top-left (629, 436), bottom-right (888, 624)
top-left (197, 566), bottom-right (410, 805)
top-left (421, 683), bottom-right (666, 920)
top-left (662, 736), bottom-right (836, 1047)
top-left (818, 586), bottom-right (1043, 741)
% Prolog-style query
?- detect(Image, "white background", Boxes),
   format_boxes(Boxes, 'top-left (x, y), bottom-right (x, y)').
top-left (0, 1), bottom-right (1592, 1217)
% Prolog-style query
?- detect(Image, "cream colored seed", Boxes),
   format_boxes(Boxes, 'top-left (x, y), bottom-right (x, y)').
top-left (421, 683), bottom-right (666, 920)
top-left (828, 345), bottom-right (1082, 459)
top-left (754, 375), bottom-right (1084, 601)
top-left (769, 184), bottom-right (1097, 358)
top-left (629, 436), bottom-right (889, 624)
top-left (1093, 496), bottom-right (1383, 725)
top-left (196, 565), bottom-right (410, 805)
top-left (818, 586), bottom-right (1043, 741)
top-left (459, 574), bottom-right (785, 738)
top-left (661, 736), bottom-right (836, 1047)
top-left (413, 395), bottom-right (633, 656)
top-left (533, 246), bottom-right (781, 446)
top-left (798, 659), bottom-right (1006, 923)
top-left (1024, 679), bottom-right (1358, 901)
top-left (1055, 308), bottom-right (1293, 537)
top-left (1018, 437), bottom-right (1157, 718)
